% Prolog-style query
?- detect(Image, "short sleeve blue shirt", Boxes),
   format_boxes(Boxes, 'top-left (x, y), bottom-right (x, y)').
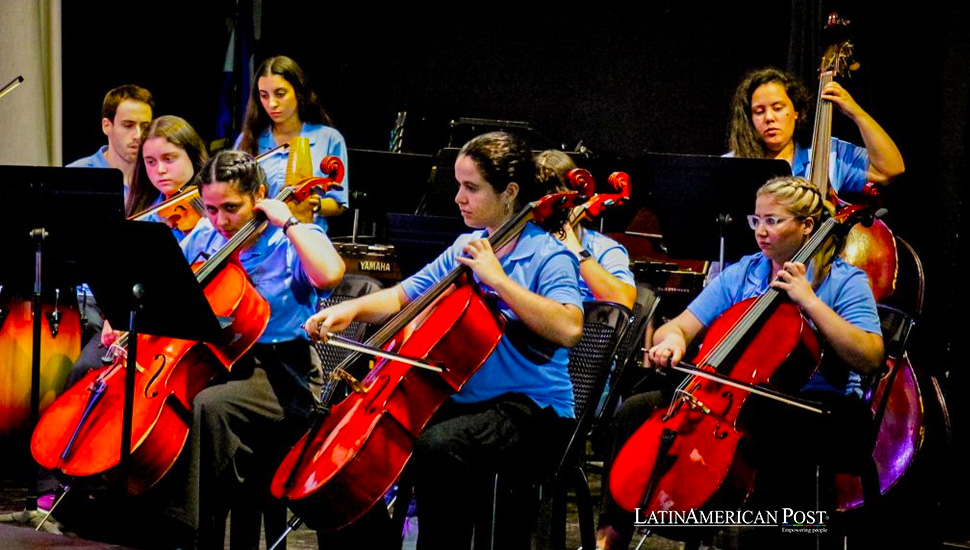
top-left (400, 222), bottom-right (584, 418)
top-left (579, 229), bottom-right (635, 302)
top-left (687, 252), bottom-right (881, 397)
top-left (791, 137), bottom-right (869, 195)
top-left (67, 146), bottom-right (110, 169)
top-left (234, 123), bottom-right (350, 233)
top-left (180, 218), bottom-right (327, 343)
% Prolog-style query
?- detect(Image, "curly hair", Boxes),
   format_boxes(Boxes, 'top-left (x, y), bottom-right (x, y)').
top-left (757, 175), bottom-right (839, 287)
top-left (728, 68), bottom-right (813, 158)
top-left (458, 132), bottom-right (539, 207)
top-left (237, 56), bottom-right (333, 155)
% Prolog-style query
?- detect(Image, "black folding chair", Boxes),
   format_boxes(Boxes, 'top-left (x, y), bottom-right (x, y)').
top-left (476, 301), bottom-right (632, 550)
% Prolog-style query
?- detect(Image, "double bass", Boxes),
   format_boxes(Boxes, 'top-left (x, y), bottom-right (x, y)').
top-left (269, 181), bottom-right (591, 531)
top-left (608, 201), bottom-right (873, 515)
top-left (30, 161), bottom-right (342, 495)
top-left (807, 14), bottom-right (938, 511)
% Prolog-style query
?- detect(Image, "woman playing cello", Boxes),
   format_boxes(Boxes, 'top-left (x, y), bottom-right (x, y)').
top-left (304, 131), bottom-right (584, 550)
top-left (597, 176), bottom-right (883, 549)
top-left (162, 150), bottom-right (345, 549)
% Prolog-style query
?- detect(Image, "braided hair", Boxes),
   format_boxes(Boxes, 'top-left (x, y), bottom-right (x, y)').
top-left (757, 176), bottom-right (839, 287)
top-left (198, 150), bottom-right (268, 197)
top-left (458, 132), bottom-right (539, 208)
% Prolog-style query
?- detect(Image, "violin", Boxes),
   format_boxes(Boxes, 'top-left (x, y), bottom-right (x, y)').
top-left (29, 159), bottom-right (343, 495)
top-left (608, 201), bottom-right (873, 515)
top-left (127, 142), bottom-right (294, 234)
top-left (269, 185), bottom-right (589, 531)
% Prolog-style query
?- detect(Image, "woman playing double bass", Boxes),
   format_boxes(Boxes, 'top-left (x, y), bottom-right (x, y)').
top-left (597, 176), bottom-right (884, 550)
top-left (728, 67), bottom-right (904, 189)
top-left (305, 132), bottom-right (584, 550)
top-left (163, 150), bottom-right (345, 549)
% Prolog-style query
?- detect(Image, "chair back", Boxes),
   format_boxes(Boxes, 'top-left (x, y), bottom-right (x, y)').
top-left (559, 301), bottom-right (631, 472)
top-left (597, 281), bottom-right (660, 424)
top-left (314, 274), bottom-right (384, 378)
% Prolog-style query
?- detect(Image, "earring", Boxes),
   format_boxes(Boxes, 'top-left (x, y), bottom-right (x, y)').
top-left (505, 202), bottom-right (511, 215)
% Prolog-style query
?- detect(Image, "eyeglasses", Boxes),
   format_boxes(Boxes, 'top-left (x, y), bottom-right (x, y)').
top-left (746, 214), bottom-right (798, 230)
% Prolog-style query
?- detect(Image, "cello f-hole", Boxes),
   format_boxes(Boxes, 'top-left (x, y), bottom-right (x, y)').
top-left (144, 354), bottom-right (167, 399)
top-left (720, 391), bottom-right (734, 417)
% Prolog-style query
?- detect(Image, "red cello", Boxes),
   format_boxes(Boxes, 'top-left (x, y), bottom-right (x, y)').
top-left (30, 160), bottom-right (343, 495)
top-left (269, 183), bottom-right (590, 531)
top-left (609, 202), bottom-right (871, 514)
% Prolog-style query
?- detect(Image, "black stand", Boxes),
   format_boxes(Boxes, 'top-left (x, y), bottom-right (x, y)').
top-left (638, 153), bottom-right (792, 269)
top-left (0, 165), bottom-right (124, 526)
top-left (334, 148), bottom-right (433, 240)
top-left (78, 220), bottom-right (227, 494)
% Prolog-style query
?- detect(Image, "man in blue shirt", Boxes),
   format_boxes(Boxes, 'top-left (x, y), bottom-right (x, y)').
top-left (67, 84), bottom-right (154, 191)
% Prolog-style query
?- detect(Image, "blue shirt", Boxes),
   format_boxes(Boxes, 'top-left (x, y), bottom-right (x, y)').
top-left (687, 252), bottom-right (881, 397)
top-left (67, 146), bottom-right (110, 169)
top-left (791, 137), bottom-right (869, 195)
top-left (724, 137), bottom-right (868, 195)
top-left (234, 123), bottom-right (350, 233)
top-left (180, 218), bottom-right (327, 343)
top-left (579, 229), bottom-right (635, 302)
top-left (400, 222), bottom-right (584, 418)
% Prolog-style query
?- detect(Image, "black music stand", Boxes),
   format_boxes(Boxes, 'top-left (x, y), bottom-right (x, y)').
top-left (0, 165), bottom-right (124, 522)
top-left (638, 153), bottom-right (792, 269)
top-left (334, 149), bottom-right (434, 240)
top-left (78, 220), bottom-right (226, 495)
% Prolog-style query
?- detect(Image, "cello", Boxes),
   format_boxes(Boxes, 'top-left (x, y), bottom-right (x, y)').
top-left (269, 182), bottom-right (590, 532)
top-left (608, 200), bottom-right (873, 515)
top-left (0, 288), bottom-right (81, 435)
top-left (29, 160), bottom-right (342, 495)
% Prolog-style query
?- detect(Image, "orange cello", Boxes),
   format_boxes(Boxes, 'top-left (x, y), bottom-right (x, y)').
top-left (269, 183), bottom-right (590, 531)
top-left (30, 159), bottom-right (343, 495)
top-left (0, 288), bottom-right (81, 435)
top-left (608, 202), bottom-right (872, 515)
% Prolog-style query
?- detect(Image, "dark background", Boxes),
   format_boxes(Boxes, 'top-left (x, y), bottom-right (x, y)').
top-left (62, 0), bottom-right (968, 535)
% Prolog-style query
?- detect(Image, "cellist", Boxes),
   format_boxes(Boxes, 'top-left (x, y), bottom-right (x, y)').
top-left (596, 176), bottom-right (884, 550)
top-left (161, 150), bottom-right (345, 549)
top-left (304, 131), bottom-right (584, 550)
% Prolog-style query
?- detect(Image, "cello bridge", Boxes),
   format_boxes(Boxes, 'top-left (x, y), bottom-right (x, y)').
top-left (331, 368), bottom-right (367, 394)
top-left (673, 389), bottom-right (711, 415)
